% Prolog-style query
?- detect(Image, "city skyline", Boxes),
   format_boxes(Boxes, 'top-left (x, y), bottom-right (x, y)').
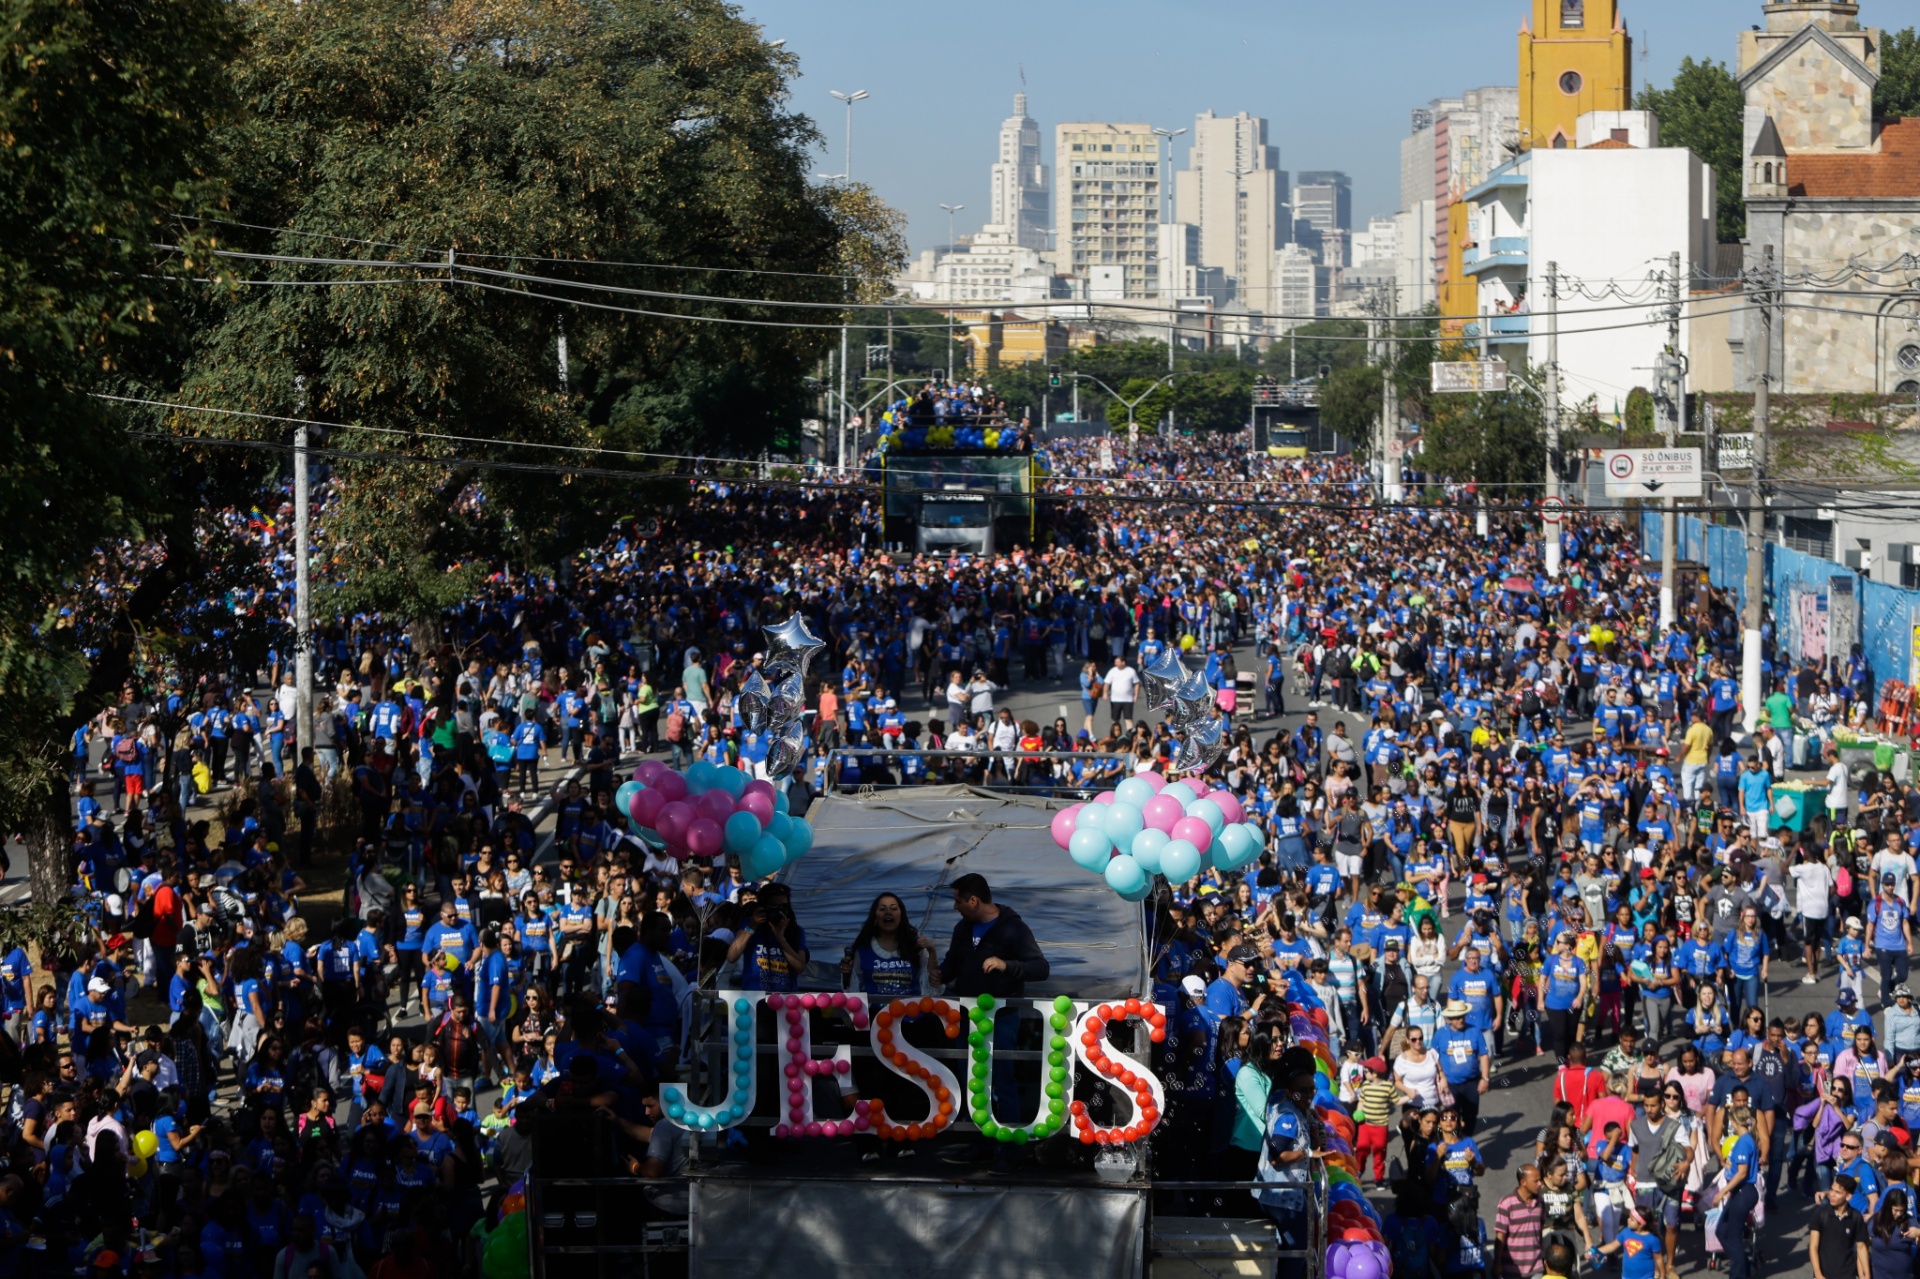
top-left (753, 0), bottom-right (1771, 253)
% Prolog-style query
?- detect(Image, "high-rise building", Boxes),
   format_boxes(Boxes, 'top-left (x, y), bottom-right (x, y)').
top-left (1400, 87), bottom-right (1519, 317)
top-left (1519, 0), bottom-right (1632, 151)
top-left (1273, 243), bottom-right (1323, 334)
top-left (989, 93), bottom-right (1050, 252)
top-left (1056, 122), bottom-right (1164, 300)
top-left (1172, 110), bottom-right (1288, 316)
top-left (1292, 171), bottom-right (1353, 236)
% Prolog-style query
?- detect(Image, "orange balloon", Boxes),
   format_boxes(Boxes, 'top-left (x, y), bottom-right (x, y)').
top-left (891, 1051), bottom-right (910, 1068)
top-left (938, 1101), bottom-right (954, 1116)
top-left (501, 1192), bottom-right (525, 1216)
top-left (934, 1086), bottom-right (951, 1101)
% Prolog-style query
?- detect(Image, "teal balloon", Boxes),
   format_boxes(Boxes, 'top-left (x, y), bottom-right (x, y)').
top-left (1214, 823), bottom-right (1256, 870)
top-left (1240, 821), bottom-right (1267, 852)
top-left (779, 817), bottom-right (814, 862)
top-left (685, 760), bottom-right (714, 794)
top-left (1130, 827), bottom-right (1170, 874)
top-left (713, 765), bottom-right (748, 799)
top-left (1117, 877), bottom-right (1154, 902)
top-left (741, 834), bottom-right (786, 879)
top-left (1074, 803), bottom-right (1106, 836)
top-left (724, 810), bottom-right (764, 855)
top-left (1104, 853), bottom-right (1147, 896)
top-left (773, 788), bottom-right (791, 815)
top-left (767, 812), bottom-right (793, 843)
top-left (1069, 828), bottom-right (1112, 872)
top-left (1102, 802), bottom-right (1144, 850)
top-left (1186, 797), bottom-right (1225, 836)
top-left (1114, 777), bottom-right (1155, 809)
top-left (1159, 838), bottom-right (1203, 884)
top-left (615, 781), bottom-right (644, 816)
top-left (1161, 782), bottom-right (1197, 808)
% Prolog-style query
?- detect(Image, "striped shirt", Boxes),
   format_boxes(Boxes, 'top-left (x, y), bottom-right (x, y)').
top-left (1355, 1079), bottom-right (1399, 1126)
top-left (1494, 1192), bottom-right (1545, 1279)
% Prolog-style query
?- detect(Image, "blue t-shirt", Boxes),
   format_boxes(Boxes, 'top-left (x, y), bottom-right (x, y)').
top-left (1616, 1228), bottom-right (1662, 1279)
top-left (1431, 1025), bottom-right (1487, 1085)
top-left (1541, 955), bottom-right (1587, 1012)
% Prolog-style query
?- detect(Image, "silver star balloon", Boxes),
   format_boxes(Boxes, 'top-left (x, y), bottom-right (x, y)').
top-left (737, 670), bottom-right (773, 733)
top-left (1167, 669), bottom-right (1216, 727)
top-left (1141, 647), bottom-right (1188, 715)
top-left (765, 721), bottom-right (809, 781)
top-left (767, 671), bottom-right (806, 727)
top-left (762, 613), bottom-right (825, 682)
top-left (1174, 715), bottom-right (1227, 773)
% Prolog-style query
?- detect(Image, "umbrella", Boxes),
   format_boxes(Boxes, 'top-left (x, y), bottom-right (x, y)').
top-left (1502, 575), bottom-right (1535, 594)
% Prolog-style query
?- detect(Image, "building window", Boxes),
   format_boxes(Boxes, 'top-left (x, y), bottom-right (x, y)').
top-left (1782, 516), bottom-right (1834, 560)
top-left (1898, 380), bottom-right (1920, 395)
top-left (1559, 70), bottom-right (1583, 95)
top-left (1561, 0), bottom-right (1584, 27)
top-left (1905, 562), bottom-right (1920, 591)
top-left (1898, 344), bottom-right (1920, 372)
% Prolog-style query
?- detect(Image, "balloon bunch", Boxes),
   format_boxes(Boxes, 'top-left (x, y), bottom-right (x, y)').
top-left (738, 614), bottom-right (826, 780)
top-left (1141, 648), bottom-right (1227, 774)
top-left (1286, 987), bottom-right (1389, 1275)
top-left (1050, 771), bottom-right (1266, 899)
top-left (880, 423), bottom-right (1016, 452)
top-left (617, 760), bottom-right (815, 878)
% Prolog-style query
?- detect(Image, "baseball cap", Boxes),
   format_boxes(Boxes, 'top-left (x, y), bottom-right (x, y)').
top-left (1181, 975), bottom-right (1207, 1000)
top-left (1364, 1056), bottom-right (1388, 1074)
top-left (1839, 987), bottom-right (1860, 1006)
top-left (87, 977), bottom-right (111, 995)
top-left (105, 894), bottom-right (125, 915)
top-left (1884, 873), bottom-right (1897, 885)
top-left (1228, 944), bottom-right (1262, 965)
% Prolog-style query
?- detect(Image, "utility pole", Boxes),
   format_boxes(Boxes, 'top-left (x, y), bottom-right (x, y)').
top-left (292, 421), bottom-right (313, 767)
top-left (1544, 261), bottom-right (1563, 578)
top-left (1659, 250), bottom-right (1682, 632)
top-left (1366, 298), bottom-right (1382, 496)
top-left (839, 308), bottom-right (850, 473)
top-left (1382, 284), bottom-right (1402, 502)
top-left (1743, 245), bottom-right (1773, 736)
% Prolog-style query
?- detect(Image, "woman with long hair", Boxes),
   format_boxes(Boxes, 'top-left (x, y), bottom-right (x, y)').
top-left (839, 893), bottom-right (935, 1000)
top-left (1869, 1187), bottom-right (1920, 1279)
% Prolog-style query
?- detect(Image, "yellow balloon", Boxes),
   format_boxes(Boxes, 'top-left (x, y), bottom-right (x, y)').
top-left (443, 952), bottom-right (462, 973)
top-left (132, 1129), bottom-right (159, 1160)
top-left (129, 1155), bottom-right (149, 1178)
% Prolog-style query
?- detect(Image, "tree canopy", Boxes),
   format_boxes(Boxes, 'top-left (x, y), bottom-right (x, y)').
top-left (1636, 57), bottom-right (1745, 245)
top-left (1879, 27), bottom-right (1920, 121)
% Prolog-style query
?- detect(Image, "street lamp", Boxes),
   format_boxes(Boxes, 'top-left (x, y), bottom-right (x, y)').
top-left (940, 202), bottom-right (964, 380)
top-left (830, 89), bottom-right (869, 181)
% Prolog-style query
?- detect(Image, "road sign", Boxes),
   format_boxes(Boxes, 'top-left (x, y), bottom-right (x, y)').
top-left (1431, 360), bottom-right (1509, 394)
top-left (1540, 496), bottom-right (1566, 525)
top-left (1387, 437), bottom-right (1410, 459)
top-left (1716, 433), bottom-right (1753, 472)
top-left (1602, 447), bottom-right (1703, 499)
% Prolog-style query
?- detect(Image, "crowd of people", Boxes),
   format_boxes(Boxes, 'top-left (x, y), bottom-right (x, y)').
top-left (12, 425), bottom-right (1917, 1279)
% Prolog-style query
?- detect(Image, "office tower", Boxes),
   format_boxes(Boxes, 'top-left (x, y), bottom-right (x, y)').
top-left (1172, 110), bottom-right (1287, 315)
top-left (1292, 171), bottom-right (1353, 239)
top-left (989, 93), bottom-right (1050, 252)
top-left (1055, 122), bottom-right (1164, 300)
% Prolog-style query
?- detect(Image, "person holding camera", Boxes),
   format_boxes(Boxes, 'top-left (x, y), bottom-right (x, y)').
top-left (725, 882), bottom-right (810, 992)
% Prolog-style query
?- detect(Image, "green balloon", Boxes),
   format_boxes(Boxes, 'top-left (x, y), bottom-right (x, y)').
top-left (1049, 1036), bottom-right (1067, 1052)
top-left (1045, 1083), bottom-right (1064, 1099)
top-left (967, 1030), bottom-right (986, 1048)
top-left (1048, 1014), bottom-right (1068, 1030)
top-left (1047, 1051), bottom-right (1066, 1067)
top-left (971, 1108), bottom-right (990, 1126)
top-left (1011, 1128), bottom-right (1030, 1144)
top-left (995, 1127), bottom-right (1016, 1144)
top-left (1053, 995), bottom-right (1074, 1014)
top-left (1049, 1066), bottom-right (1068, 1083)
top-left (1048, 1098), bottom-right (1067, 1115)
top-left (976, 994), bottom-right (995, 1011)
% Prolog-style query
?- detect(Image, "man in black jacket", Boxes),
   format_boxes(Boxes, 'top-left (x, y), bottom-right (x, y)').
top-left (935, 873), bottom-right (1050, 997)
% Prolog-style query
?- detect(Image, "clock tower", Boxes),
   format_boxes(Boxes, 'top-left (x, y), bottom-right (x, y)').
top-left (1519, 0), bottom-right (1632, 151)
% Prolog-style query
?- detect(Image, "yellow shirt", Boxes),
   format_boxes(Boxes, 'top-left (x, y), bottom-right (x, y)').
top-left (1682, 721), bottom-right (1716, 767)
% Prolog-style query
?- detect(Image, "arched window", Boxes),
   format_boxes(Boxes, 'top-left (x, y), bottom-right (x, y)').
top-left (1763, 163), bottom-right (1774, 184)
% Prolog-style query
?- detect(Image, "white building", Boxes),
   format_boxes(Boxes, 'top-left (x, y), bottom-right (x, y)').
top-left (1056, 122), bottom-right (1164, 300)
top-left (989, 93), bottom-right (1050, 253)
top-left (1462, 110), bottom-right (1715, 412)
top-left (1273, 243), bottom-right (1324, 334)
top-left (1173, 110), bottom-right (1288, 320)
top-left (895, 223), bottom-right (1055, 305)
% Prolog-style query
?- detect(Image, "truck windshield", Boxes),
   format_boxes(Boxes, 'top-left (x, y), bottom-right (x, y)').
top-left (921, 501), bottom-right (989, 528)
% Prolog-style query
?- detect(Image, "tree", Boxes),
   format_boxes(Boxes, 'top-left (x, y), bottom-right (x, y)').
top-left (1879, 27), bottom-right (1920, 121)
top-left (1261, 319), bottom-right (1369, 380)
top-left (1637, 58), bottom-right (1746, 244)
top-left (176, 0), bottom-right (895, 643)
top-left (0, 0), bottom-right (243, 902)
top-left (1319, 363), bottom-right (1383, 453)
top-left (1419, 382), bottom-right (1546, 492)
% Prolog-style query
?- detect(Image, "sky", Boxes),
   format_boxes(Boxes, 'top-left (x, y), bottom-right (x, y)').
top-left (744, 0), bottom-right (1767, 253)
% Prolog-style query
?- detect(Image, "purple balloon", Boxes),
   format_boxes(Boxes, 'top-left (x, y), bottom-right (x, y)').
top-left (630, 787), bottom-right (666, 829)
top-left (656, 800), bottom-right (694, 848)
top-left (1052, 804), bottom-right (1085, 849)
top-left (1141, 794), bottom-right (1184, 834)
top-left (742, 779), bottom-right (777, 805)
top-left (652, 770), bottom-right (688, 802)
top-left (738, 790), bottom-right (775, 826)
top-left (1345, 1247), bottom-right (1382, 1279)
top-left (685, 817), bottom-right (723, 857)
top-left (1170, 815), bottom-right (1214, 851)
top-left (634, 761), bottom-right (669, 786)
top-left (695, 790), bottom-right (737, 824)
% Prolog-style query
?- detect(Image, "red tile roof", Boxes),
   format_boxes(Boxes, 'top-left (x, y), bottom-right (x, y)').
top-left (1788, 118), bottom-right (1920, 198)
top-left (1583, 139), bottom-right (1636, 150)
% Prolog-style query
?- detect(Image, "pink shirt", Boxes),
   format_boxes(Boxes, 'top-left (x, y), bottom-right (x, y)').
top-left (1584, 1095), bottom-right (1636, 1157)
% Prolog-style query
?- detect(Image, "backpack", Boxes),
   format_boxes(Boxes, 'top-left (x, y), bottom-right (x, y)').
top-left (114, 736), bottom-right (138, 764)
top-left (665, 710), bottom-right (687, 744)
top-left (1836, 865), bottom-right (1853, 899)
top-left (1649, 1121), bottom-right (1692, 1198)
top-left (131, 894), bottom-right (157, 940)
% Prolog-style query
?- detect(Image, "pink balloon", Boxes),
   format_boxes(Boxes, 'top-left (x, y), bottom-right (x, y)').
top-left (634, 761), bottom-right (669, 786)
top-left (695, 790), bottom-right (736, 824)
top-left (685, 817), bottom-right (723, 856)
top-left (1141, 794), bottom-right (1184, 833)
top-left (1138, 771), bottom-right (1167, 793)
top-left (1212, 790), bottom-right (1245, 825)
top-left (1172, 816), bottom-right (1214, 850)
top-left (656, 800), bottom-right (694, 847)
top-left (652, 770), bottom-right (688, 802)
top-left (739, 790), bottom-right (775, 825)
top-left (630, 787), bottom-right (667, 829)
top-left (1186, 778), bottom-right (1209, 797)
top-left (1051, 805), bottom-right (1084, 850)
top-left (1093, 791), bottom-right (1117, 806)
top-left (742, 780), bottom-right (776, 804)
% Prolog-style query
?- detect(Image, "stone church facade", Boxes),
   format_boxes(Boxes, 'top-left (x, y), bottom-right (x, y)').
top-left (1738, 0), bottom-right (1920, 396)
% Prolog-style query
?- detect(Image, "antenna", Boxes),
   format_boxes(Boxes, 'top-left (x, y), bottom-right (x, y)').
top-left (1019, 62), bottom-right (1027, 87)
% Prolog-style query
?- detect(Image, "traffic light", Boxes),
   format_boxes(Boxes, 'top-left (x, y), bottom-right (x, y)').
top-left (1048, 364), bottom-right (1062, 388)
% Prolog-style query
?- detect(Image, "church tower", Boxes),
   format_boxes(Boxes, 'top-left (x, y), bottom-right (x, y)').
top-left (1519, 0), bottom-right (1632, 151)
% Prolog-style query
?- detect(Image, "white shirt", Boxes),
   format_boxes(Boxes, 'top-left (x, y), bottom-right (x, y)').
top-left (277, 683), bottom-right (299, 720)
top-left (1873, 850), bottom-right (1917, 901)
top-left (1789, 861), bottom-right (1834, 920)
top-left (1106, 666), bottom-right (1140, 702)
top-left (1393, 1048), bottom-right (1442, 1107)
top-left (1828, 760), bottom-right (1853, 811)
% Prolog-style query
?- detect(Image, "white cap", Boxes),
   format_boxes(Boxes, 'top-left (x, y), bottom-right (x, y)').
top-left (105, 894), bottom-right (125, 915)
top-left (87, 977), bottom-right (111, 995)
top-left (1181, 974), bottom-right (1207, 1000)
